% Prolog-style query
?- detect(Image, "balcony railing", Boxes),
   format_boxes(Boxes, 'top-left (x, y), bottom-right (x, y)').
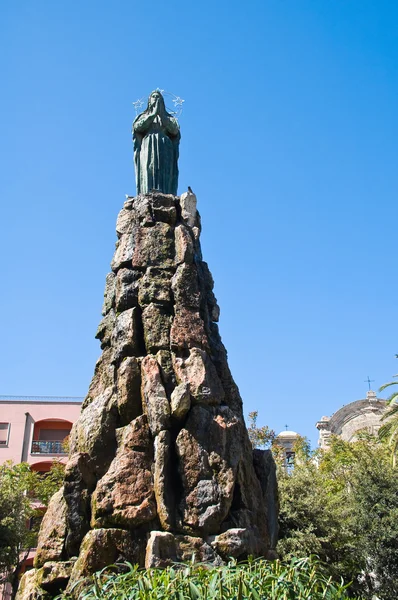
top-left (31, 440), bottom-right (67, 454)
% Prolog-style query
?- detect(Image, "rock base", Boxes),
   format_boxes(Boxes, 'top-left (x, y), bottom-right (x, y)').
top-left (18, 192), bottom-right (278, 599)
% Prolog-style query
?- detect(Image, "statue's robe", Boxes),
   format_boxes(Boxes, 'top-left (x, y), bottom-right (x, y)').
top-left (133, 112), bottom-right (180, 195)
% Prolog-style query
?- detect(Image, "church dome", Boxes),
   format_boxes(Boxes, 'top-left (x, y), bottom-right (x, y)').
top-left (276, 430), bottom-right (299, 438)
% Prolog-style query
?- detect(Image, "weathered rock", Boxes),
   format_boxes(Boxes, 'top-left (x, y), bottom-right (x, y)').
top-left (141, 304), bottom-right (171, 353)
top-left (179, 191), bottom-right (198, 228)
top-left (156, 350), bottom-right (176, 394)
top-left (253, 449), bottom-right (279, 552)
top-left (116, 206), bottom-right (133, 236)
top-left (175, 404), bottom-right (268, 546)
top-left (145, 531), bottom-right (177, 568)
top-left (220, 437), bottom-right (270, 554)
top-left (207, 291), bottom-right (220, 322)
top-left (173, 348), bottom-right (224, 406)
top-left (132, 223), bottom-right (175, 268)
top-left (154, 430), bottom-right (174, 530)
top-left (67, 529), bottom-right (144, 596)
top-left (175, 224), bottom-right (194, 264)
top-left (64, 453), bottom-right (96, 557)
top-left (102, 272), bottom-right (116, 315)
top-left (197, 262), bottom-right (220, 322)
top-left (95, 309), bottom-right (115, 349)
top-left (151, 193), bottom-right (177, 225)
top-left (175, 406), bottom-right (241, 535)
top-left (138, 267), bottom-right (172, 306)
top-left (141, 355), bottom-right (171, 435)
top-left (32, 189), bottom-right (277, 590)
top-left (91, 415), bottom-right (156, 529)
top-left (34, 488), bottom-right (67, 568)
top-left (198, 261), bottom-right (214, 292)
top-left (191, 226), bottom-right (203, 261)
top-left (15, 570), bottom-right (49, 600)
top-left (69, 388), bottom-right (118, 477)
top-left (111, 226), bottom-right (137, 271)
top-left (122, 413), bottom-right (153, 448)
top-left (170, 382), bottom-right (191, 420)
top-left (39, 561), bottom-right (75, 594)
top-left (117, 356), bottom-right (142, 425)
top-left (132, 195), bottom-right (155, 227)
top-left (192, 226), bottom-right (201, 243)
top-left (176, 535), bottom-right (221, 564)
top-left (83, 347), bottom-right (115, 409)
top-left (115, 268), bottom-right (141, 312)
top-left (111, 307), bottom-right (142, 363)
top-left (171, 264), bottom-right (201, 309)
top-left (208, 322), bottom-right (243, 415)
top-left (171, 307), bottom-right (209, 351)
top-left (211, 528), bottom-right (264, 560)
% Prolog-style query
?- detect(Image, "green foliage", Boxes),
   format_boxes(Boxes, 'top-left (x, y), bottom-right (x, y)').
top-left (36, 460), bottom-right (66, 506)
top-left (247, 411), bottom-right (275, 449)
top-left (379, 360), bottom-right (398, 466)
top-left (57, 557), bottom-right (355, 600)
top-left (0, 460), bottom-right (64, 588)
top-left (277, 434), bottom-right (398, 600)
top-left (0, 462), bottom-right (36, 584)
top-left (341, 435), bottom-right (398, 600)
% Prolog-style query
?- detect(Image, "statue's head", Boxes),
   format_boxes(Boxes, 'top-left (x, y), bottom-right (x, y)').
top-left (148, 90), bottom-right (166, 111)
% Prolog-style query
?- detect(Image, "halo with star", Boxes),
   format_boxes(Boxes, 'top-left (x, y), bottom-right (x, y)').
top-left (132, 89), bottom-right (185, 118)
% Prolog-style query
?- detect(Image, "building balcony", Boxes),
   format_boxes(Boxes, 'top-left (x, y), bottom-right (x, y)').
top-left (31, 440), bottom-right (67, 454)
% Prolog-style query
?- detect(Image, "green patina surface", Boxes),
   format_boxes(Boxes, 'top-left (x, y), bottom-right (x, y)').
top-left (133, 91), bottom-right (180, 195)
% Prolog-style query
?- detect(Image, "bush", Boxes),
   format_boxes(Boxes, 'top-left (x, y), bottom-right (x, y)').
top-left (277, 434), bottom-right (398, 599)
top-left (59, 556), bottom-right (357, 600)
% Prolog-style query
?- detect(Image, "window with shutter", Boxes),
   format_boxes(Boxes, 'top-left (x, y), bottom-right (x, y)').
top-left (38, 429), bottom-right (70, 441)
top-left (0, 423), bottom-right (10, 446)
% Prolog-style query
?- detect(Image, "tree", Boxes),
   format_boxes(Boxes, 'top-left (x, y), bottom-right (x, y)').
top-left (278, 434), bottom-right (398, 599)
top-left (0, 463), bottom-right (36, 589)
top-left (0, 461), bottom-right (64, 597)
top-left (378, 359), bottom-right (398, 467)
top-left (249, 412), bottom-right (398, 599)
top-left (247, 411), bottom-right (276, 449)
top-left (277, 437), bottom-right (359, 588)
top-left (347, 435), bottom-right (398, 599)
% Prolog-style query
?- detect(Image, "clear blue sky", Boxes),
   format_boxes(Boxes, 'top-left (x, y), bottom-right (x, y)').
top-left (1, 0), bottom-right (397, 445)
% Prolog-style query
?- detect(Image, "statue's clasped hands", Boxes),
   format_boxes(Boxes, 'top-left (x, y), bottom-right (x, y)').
top-left (150, 98), bottom-right (164, 123)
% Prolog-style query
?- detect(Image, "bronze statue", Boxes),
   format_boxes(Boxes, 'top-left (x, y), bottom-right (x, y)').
top-left (133, 91), bottom-right (180, 195)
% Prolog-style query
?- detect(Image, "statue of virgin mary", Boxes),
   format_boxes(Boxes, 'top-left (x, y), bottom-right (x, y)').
top-left (133, 91), bottom-right (180, 195)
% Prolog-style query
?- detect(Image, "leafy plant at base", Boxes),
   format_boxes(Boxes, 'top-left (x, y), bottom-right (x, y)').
top-left (55, 556), bottom-right (356, 600)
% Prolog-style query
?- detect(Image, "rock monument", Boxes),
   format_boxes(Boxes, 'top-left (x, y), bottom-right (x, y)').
top-left (16, 91), bottom-right (277, 599)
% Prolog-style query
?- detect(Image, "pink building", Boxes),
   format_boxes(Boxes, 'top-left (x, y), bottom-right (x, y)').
top-left (0, 395), bottom-right (82, 472)
top-left (0, 396), bottom-right (83, 597)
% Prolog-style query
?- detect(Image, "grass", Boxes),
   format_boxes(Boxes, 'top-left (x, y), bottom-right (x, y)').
top-left (58, 556), bottom-right (359, 600)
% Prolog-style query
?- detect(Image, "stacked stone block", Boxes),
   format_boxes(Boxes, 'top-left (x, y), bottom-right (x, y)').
top-left (17, 192), bottom-right (277, 599)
